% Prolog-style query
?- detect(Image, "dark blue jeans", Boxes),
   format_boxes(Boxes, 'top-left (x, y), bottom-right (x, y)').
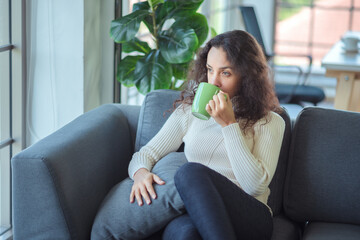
top-left (163, 162), bottom-right (273, 240)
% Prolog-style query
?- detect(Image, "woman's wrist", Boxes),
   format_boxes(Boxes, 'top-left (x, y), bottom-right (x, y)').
top-left (133, 168), bottom-right (149, 179)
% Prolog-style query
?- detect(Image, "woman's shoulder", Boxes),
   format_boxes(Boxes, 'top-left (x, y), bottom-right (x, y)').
top-left (254, 111), bottom-right (285, 132)
top-left (173, 103), bottom-right (192, 116)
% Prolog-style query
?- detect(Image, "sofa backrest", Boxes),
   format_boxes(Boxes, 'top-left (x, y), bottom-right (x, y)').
top-left (284, 107), bottom-right (360, 225)
top-left (135, 89), bottom-right (292, 216)
top-left (268, 108), bottom-right (292, 216)
top-left (135, 89), bottom-right (181, 152)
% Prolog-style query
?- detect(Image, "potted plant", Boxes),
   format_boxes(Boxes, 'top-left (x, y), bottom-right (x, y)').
top-left (110, 0), bottom-right (209, 94)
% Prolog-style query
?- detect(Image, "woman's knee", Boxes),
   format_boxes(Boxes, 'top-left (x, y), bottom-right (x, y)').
top-left (163, 214), bottom-right (201, 240)
top-left (174, 162), bottom-right (213, 193)
top-left (175, 163), bottom-right (208, 184)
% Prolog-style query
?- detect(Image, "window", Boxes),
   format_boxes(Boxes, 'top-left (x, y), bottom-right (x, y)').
top-left (0, 0), bottom-right (26, 238)
top-left (0, 0), bottom-right (13, 235)
top-left (274, 0), bottom-right (360, 67)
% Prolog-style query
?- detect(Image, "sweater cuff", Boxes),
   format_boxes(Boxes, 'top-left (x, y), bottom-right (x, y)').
top-left (128, 157), bottom-right (153, 179)
top-left (221, 122), bottom-right (243, 137)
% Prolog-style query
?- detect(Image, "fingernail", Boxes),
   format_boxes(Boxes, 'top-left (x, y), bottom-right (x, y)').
top-left (152, 195), bottom-right (156, 199)
top-left (147, 200), bottom-right (151, 204)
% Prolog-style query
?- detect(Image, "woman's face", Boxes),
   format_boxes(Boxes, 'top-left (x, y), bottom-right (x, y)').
top-left (206, 47), bottom-right (240, 98)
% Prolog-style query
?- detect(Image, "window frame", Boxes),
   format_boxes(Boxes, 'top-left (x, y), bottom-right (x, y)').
top-left (273, 0), bottom-right (360, 69)
top-left (0, 0), bottom-right (26, 238)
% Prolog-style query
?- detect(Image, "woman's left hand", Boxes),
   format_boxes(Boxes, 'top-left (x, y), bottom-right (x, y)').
top-left (206, 92), bottom-right (237, 127)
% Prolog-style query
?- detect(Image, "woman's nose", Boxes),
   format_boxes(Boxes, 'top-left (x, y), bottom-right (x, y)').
top-left (210, 74), bottom-right (221, 87)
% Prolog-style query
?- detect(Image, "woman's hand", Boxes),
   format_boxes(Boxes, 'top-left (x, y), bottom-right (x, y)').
top-left (206, 92), bottom-right (237, 127)
top-left (130, 168), bottom-right (165, 206)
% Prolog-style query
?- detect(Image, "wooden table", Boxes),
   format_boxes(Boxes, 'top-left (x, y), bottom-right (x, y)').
top-left (321, 32), bottom-right (360, 112)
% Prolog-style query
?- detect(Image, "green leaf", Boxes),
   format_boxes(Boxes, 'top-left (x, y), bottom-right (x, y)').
top-left (110, 10), bottom-right (149, 43)
top-left (148, 0), bottom-right (164, 9)
top-left (159, 27), bottom-right (198, 64)
top-left (132, 1), bottom-right (150, 12)
top-left (172, 13), bottom-right (208, 47)
top-left (165, 0), bottom-right (204, 18)
top-left (117, 55), bottom-right (143, 87)
top-left (122, 38), bottom-right (151, 54)
top-left (132, 2), bottom-right (155, 34)
top-left (172, 62), bottom-right (189, 80)
top-left (211, 27), bottom-right (217, 38)
top-left (133, 50), bottom-right (173, 94)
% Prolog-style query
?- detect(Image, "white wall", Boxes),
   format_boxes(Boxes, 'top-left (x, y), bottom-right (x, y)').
top-left (26, 0), bottom-right (114, 146)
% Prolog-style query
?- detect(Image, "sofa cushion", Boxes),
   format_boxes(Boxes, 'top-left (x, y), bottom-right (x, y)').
top-left (303, 222), bottom-right (360, 240)
top-left (271, 214), bottom-right (301, 240)
top-left (91, 152), bottom-right (187, 240)
top-left (267, 109), bottom-right (292, 216)
top-left (284, 107), bottom-right (360, 224)
top-left (135, 89), bottom-right (181, 152)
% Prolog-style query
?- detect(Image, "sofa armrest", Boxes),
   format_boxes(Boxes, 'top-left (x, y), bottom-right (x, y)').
top-left (12, 104), bottom-right (139, 240)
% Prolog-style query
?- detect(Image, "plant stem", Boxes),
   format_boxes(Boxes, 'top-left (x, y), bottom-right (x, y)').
top-left (150, 6), bottom-right (159, 49)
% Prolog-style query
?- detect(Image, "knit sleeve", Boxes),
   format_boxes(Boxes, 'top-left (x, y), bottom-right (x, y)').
top-left (128, 105), bottom-right (189, 179)
top-left (221, 112), bottom-right (285, 196)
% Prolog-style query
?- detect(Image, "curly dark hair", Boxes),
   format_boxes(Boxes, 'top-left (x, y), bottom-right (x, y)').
top-left (174, 30), bottom-right (282, 132)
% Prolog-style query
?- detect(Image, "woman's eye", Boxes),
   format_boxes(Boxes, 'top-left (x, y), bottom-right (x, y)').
top-left (207, 68), bottom-right (213, 73)
top-left (223, 71), bottom-right (230, 76)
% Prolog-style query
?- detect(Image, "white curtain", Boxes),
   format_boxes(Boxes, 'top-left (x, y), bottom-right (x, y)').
top-left (26, 0), bottom-right (114, 146)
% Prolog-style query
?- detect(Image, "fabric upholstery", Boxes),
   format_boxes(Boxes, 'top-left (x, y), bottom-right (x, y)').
top-left (135, 89), bottom-right (181, 152)
top-left (12, 104), bottom-right (133, 240)
top-left (267, 109), bottom-right (292, 216)
top-left (271, 215), bottom-right (302, 240)
top-left (303, 222), bottom-right (360, 240)
top-left (284, 107), bottom-right (360, 224)
top-left (91, 152), bottom-right (187, 240)
top-left (114, 104), bottom-right (141, 152)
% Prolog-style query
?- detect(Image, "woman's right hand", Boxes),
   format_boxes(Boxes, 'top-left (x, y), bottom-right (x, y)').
top-left (130, 168), bottom-right (165, 206)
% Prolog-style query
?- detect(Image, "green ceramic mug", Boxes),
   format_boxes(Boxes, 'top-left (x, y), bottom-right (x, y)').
top-left (192, 82), bottom-right (221, 120)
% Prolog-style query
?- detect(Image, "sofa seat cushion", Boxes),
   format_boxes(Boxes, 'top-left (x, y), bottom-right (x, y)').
top-left (271, 214), bottom-right (301, 240)
top-left (303, 222), bottom-right (360, 240)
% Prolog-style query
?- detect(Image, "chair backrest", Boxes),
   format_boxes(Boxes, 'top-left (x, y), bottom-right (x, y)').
top-left (284, 107), bottom-right (360, 224)
top-left (239, 6), bottom-right (268, 58)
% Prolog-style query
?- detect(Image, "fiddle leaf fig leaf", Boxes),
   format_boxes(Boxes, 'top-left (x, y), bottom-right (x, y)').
top-left (172, 62), bottom-right (189, 80)
top-left (148, 0), bottom-right (164, 10)
top-left (172, 13), bottom-right (209, 47)
top-left (110, 10), bottom-right (149, 43)
top-left (111, 0), bottom-right (208, 94)
top-left (211, 27), bottom-right (218, 38)
top-left (117, 55), bottom-right (143, 87)
top-left (122, 38), bottom-right (151, 54)
top-left (132, 1), bottom-right (150, 12)
top-left (159, 27), bottom-right (198, 64)
top-left (165, 0), bottom-right (204, 18)
top-left (133, 50), bottom-right (173, 94)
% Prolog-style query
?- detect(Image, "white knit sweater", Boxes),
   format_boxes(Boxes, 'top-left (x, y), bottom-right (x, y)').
top-left (128, 105), bottom-right (285, 208)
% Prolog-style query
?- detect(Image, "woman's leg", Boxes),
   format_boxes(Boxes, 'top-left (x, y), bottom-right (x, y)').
top-left (174, 162), bottom-right (273, 240)
top-left (162, 214), bottom-right (202, 240)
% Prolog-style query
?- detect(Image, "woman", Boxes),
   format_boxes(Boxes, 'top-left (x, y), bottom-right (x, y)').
top-left (130, 29), bottom-right (284, 239)
top-left (92, 30), bottom-right (285, 240)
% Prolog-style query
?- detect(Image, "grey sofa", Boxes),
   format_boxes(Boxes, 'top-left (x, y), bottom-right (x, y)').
top-left (12, 89), bottom-right (360, 240)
